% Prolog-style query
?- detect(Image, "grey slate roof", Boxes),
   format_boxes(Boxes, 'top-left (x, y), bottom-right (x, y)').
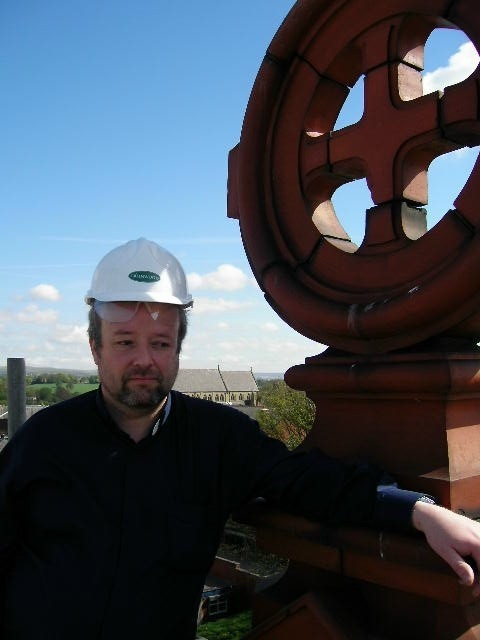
top-left (173, 369), bottom-right (225, 393)
top-left (220, 370), bottom-right (258, 392)
top-left (173, 368), bottom-right (258, 394)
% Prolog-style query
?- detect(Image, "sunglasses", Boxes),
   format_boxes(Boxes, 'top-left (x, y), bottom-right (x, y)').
top-left (94, 300), bottom-right (165, 322)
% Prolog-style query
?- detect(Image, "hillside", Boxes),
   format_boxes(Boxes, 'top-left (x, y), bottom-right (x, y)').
top-left (0, 365), bottom-right (283, 379)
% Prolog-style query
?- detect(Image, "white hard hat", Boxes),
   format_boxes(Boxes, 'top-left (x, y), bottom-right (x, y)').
top-left (85, 238), bottom-right (193, 307)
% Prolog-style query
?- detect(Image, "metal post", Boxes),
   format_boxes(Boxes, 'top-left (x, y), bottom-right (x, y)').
top-left (7, 358), bottom-right (26, 438)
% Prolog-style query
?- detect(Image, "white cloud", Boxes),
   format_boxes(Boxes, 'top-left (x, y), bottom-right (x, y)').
top-left (261, 322), bottom-right (279, 332)
top-left (29, 284), bottom-right (61, 301)
top-left (192, 297), bottom-right (253, 314)
top-left (196, 333), bottom-right (324, 372)
top-left (56, 324), bottom-right (88, 345)
top-left (423, 41), bottom-right (479, 94)
top-left (450, 147), bottom-right (475, 160)
top-left (188, 264), bottom-right (249, 292)
top-left (16, 305), bottom-right (58, 324)
top-left (25, 346), bottom-right (95, 370)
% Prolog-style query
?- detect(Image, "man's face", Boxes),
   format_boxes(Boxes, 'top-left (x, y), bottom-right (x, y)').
top-left (90, 302), bottom-right (180, 412)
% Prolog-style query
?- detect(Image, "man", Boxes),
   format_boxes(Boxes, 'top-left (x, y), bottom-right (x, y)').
top-left (0, 237), bottom-right (479, 640)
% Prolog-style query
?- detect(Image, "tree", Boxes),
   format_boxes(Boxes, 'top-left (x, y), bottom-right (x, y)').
top-left (36, 386), bottom-right (54, 404)
top-left (257, 379), bottom-right (315, 450)
top-left (54, 384), bottom-right (74, 403)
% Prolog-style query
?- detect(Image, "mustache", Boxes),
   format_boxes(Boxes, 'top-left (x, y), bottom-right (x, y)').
top-left (123, 367), bottom-right (161, 380)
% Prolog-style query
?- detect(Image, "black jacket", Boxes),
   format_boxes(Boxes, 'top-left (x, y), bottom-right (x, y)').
top-left (0, 389), bottom-right (422, 639)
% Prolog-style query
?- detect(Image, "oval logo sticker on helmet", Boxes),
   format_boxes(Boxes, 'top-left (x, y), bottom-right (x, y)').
top-left (128, 271), bottom-right (161, 283)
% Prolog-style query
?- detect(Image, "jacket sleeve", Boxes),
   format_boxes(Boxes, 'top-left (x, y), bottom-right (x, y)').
top-left (245, 425), bottom-right (427, 531)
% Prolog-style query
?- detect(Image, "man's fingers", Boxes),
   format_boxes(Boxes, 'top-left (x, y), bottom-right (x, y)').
top-left (455, 559), bottom-right (475, 587)
top-left (445, 551), bottom-right (478, 587)
top-left (412, 501), bottom-right (480, 596)
top-left (433, 545), bottom-right (475, 586)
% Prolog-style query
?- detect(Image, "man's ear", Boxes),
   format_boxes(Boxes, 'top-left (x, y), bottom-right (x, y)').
top-left (90, 339), bottom-right (100, 366)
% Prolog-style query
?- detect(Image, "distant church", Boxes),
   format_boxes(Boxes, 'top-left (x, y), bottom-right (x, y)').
top-left (173, 367), bottom-right (258, 407)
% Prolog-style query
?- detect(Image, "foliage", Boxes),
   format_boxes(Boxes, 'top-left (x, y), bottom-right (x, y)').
top-left (256, 379), bottom-right (315, 449)
top-left (25, 381), bottom-right (99, 405)
top-left (29, 372), bottom-right (79, 385)
top-left (198, 610), bottom-right (252, 640)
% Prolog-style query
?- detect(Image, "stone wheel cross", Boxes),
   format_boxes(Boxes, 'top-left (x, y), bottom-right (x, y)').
top-left (228, 0), bottom-right (480, 354)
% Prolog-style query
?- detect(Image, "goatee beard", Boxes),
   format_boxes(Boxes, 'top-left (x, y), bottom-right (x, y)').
top-left (119, 379), bottom-right (166, 409)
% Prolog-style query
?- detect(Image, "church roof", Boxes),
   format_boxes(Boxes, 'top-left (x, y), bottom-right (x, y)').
top-left (174, 369), bottom-right (225, 392)
top-left (220, 370), bottom-right (258, 392)
top-left (173, 368), bottom-right (258, 393)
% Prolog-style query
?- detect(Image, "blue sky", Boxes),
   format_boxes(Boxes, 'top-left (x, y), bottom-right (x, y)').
top-left (0, 2), bottom-right (478, 374)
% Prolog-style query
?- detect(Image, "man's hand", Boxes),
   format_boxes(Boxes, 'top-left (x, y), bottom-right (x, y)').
top-left (412, 501), bottom-right (480, 596)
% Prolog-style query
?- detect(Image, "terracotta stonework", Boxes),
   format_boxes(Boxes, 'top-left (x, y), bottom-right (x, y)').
top-left (229, 0), bottom-right (480, 637)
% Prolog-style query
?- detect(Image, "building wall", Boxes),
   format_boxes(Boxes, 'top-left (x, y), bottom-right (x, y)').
top-left (180, 391), bottom-right (258, 405)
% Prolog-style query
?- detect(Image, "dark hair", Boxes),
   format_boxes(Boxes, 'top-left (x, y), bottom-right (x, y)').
top-left (88, 303), bottom-right (188, 354)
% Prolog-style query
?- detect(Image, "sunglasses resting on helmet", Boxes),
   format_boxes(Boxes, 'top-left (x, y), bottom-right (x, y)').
top-left (93, 300), bottom-right (165, 322)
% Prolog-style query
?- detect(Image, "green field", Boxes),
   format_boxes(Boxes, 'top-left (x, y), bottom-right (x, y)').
top-left (27, 383), bottom-right (98, 395)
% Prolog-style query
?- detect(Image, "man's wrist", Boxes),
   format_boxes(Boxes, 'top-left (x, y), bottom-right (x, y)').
top-left (412, 495), bottom-right (437, 531)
